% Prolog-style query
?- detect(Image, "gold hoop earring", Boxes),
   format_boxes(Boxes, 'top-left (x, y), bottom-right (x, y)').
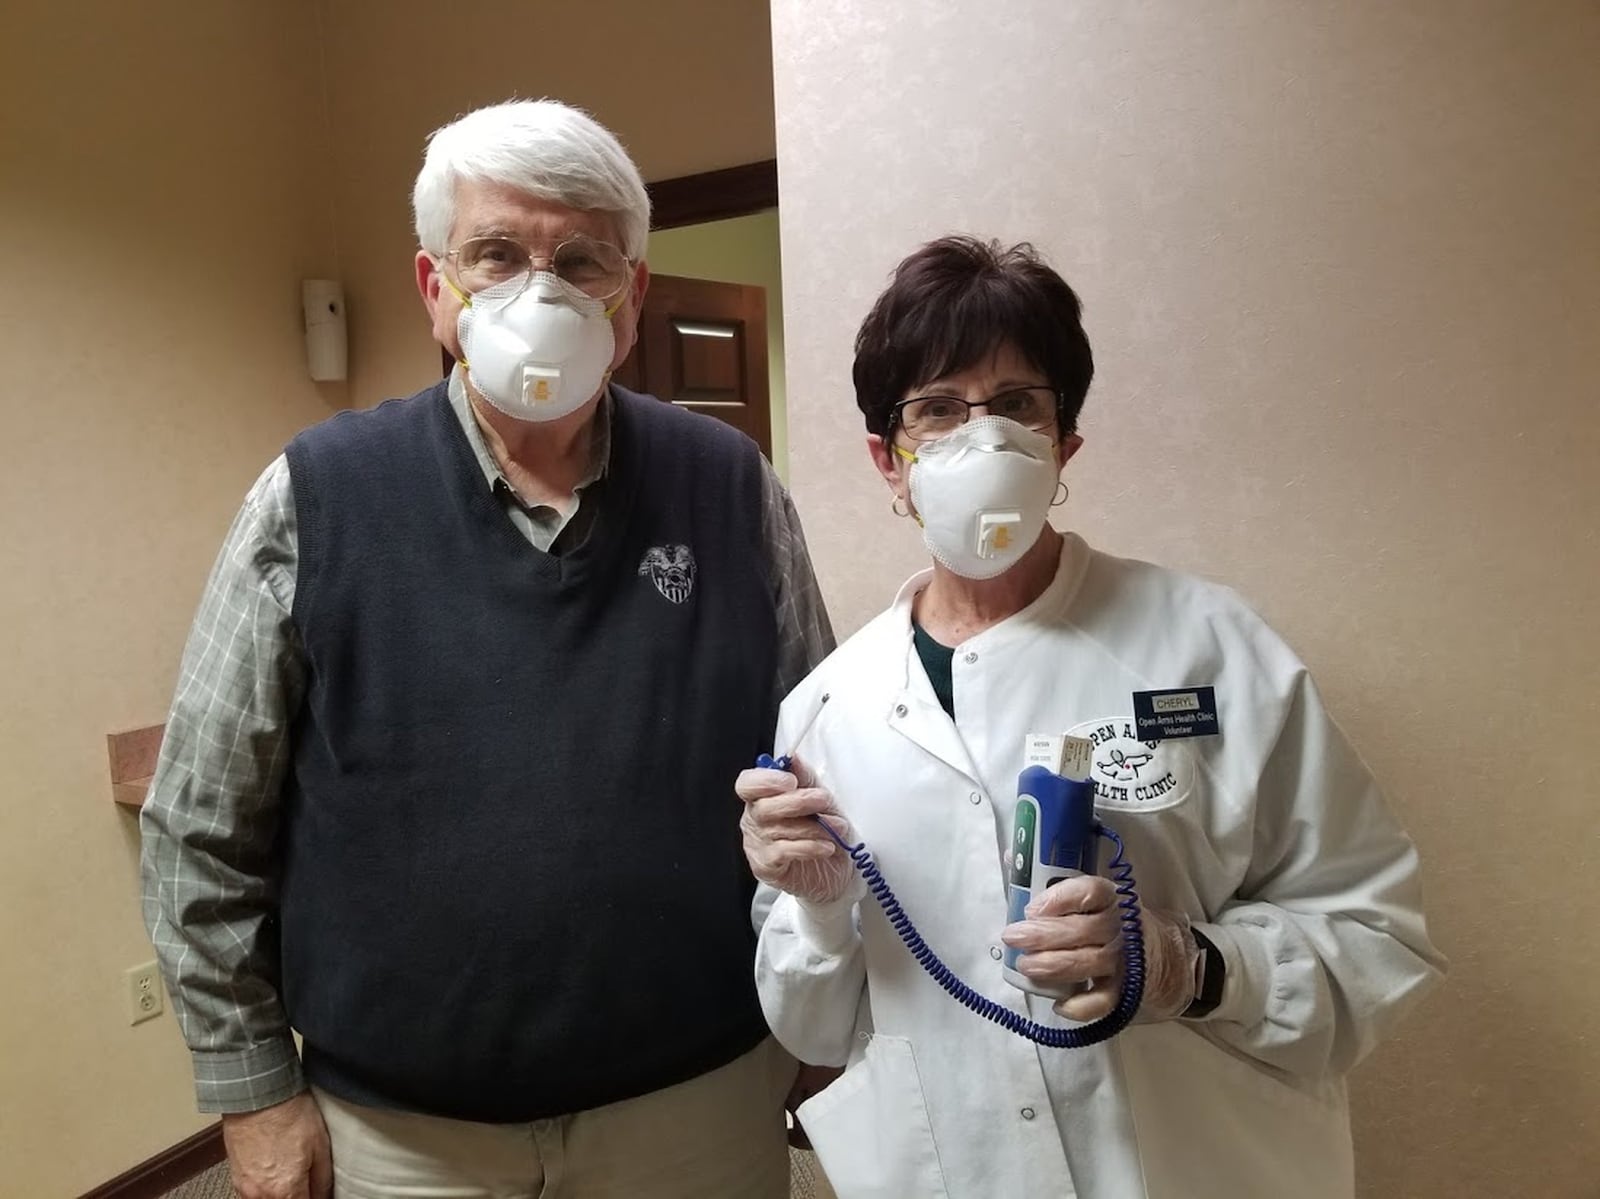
top-left (1051, 481), bottom-right (1069, 508)
top-left (892, 495), bottom-right (910, 518)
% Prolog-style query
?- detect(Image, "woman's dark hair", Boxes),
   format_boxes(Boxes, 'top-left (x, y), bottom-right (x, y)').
top-left (852, 236), bottom-right (1094, 438)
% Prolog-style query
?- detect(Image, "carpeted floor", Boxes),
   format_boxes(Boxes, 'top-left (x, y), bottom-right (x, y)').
top-left (163, 1150), bottom-right (834, 1198)
top-left (161, 1163), bottom-right (234, 1199)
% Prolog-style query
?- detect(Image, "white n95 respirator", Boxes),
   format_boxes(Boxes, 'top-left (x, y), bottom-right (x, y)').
top-left (903, 417), bottom-right (1060, 579)
top-left (457, 272), bottom-right (617, 422)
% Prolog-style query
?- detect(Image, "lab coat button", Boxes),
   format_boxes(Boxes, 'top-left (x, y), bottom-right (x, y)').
top-left (989, 945), bottom-right (1002, 960)
top-left (969, 791), bottom-right (982, 804)
top-left (894, 703), bottom-right (908, 717)
top-left (1020, 1106), bottom-right (1037, 1120)
top-left (964, 651), bottom-right (978, 663)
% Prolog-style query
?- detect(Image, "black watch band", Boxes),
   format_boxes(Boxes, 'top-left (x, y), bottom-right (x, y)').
top-left (1181, 926), bottom-right (1225, 1019)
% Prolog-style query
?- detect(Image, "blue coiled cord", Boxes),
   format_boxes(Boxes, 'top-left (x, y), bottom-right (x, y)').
top-left (817, 816), bottom-right (1145, 1047)
top-left (759, 753), bottom-right (1146, 1047)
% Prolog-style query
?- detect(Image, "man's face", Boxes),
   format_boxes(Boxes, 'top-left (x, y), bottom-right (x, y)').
top-left (414, 178), bottom-right (649, 373)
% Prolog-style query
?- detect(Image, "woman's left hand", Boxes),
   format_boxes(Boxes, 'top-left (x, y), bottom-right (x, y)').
top-left (1000, 874), bottom-right (1124, 1021)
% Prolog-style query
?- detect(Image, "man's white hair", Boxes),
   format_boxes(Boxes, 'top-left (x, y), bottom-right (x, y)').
top-left (412, 99), bottom-right (651, 260)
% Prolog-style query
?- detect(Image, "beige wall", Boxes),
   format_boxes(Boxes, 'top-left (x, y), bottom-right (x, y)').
top-left (772, 2), bottom-right (1598, 1196)
top-left (647, 210), bottom-right (790, 477)
top-left (0, 1), bottom-right (776, 1193)
top-left (0, 2), bottom-right (341, 1193)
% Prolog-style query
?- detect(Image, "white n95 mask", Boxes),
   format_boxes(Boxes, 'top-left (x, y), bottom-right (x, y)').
top-left (900, 417), bottom-right (1060, 579)
top-left (456, 272), bottom-right (618, 422)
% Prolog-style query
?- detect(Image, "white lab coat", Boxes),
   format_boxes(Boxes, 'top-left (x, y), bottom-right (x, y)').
top-left (754, 533), bottom-right (1443, 1199)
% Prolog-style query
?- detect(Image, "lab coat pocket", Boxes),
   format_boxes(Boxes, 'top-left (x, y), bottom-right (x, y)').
top-left (1119, 1023), bottom-right (1352, 1199)
top-left (796, 1034), bottom-right (948, 1198)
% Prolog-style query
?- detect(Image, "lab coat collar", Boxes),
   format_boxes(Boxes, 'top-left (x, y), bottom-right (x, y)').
top-left (877, 579), bottom-right (979, 781)
top-left (883, 636), bottom-right (981, 782)
top-left (879, 533), bottom-right (1092, 782)
top-left (885, 530), bottom-right (1093, 649)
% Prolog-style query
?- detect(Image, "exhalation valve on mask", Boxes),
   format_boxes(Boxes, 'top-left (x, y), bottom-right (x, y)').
top-left (976, 509), bottom-right (1025, 560)
top-left (522, 364), bottom-right (561, 407)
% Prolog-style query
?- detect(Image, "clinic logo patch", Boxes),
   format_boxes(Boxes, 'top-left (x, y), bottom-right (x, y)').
top-left (1065, 717), bottom-right (1195, 813)
top-left (638, 544), bottom-right (696, 604)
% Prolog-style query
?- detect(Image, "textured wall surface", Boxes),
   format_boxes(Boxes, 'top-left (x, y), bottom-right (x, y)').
top-left (771, 2), bottom-right (1599, 1195)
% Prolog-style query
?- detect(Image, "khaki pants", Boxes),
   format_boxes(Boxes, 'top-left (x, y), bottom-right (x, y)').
top-left (314, 1037), bottom-right (796, 1199)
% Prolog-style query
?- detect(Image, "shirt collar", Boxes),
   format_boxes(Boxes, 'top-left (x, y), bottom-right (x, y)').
top-left (447, 367), bottom-right (612, 495)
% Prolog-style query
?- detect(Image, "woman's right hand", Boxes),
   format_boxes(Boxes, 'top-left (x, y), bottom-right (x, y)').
top-left (737, 761), bottom-right (860, 905)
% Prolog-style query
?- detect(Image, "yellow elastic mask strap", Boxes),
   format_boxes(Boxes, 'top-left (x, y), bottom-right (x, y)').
top-left (442, 272), bottom-right (472, 307)
top-left (891, 444), bottom-right (925, 526)
top-left (594, 296), bottom-right (624, 388)
top-left (439, 270), bottom-right (472, 369)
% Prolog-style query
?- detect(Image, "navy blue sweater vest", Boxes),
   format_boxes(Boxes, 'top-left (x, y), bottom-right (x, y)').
top-left (280, 383), bottom-right (779, 1122)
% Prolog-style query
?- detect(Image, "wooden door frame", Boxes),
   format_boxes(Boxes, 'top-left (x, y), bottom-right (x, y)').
top-left (647, 159), bottom-right (778, 230)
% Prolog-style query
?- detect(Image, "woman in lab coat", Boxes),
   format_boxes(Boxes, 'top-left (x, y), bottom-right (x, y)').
top-left (738, 236), bottom-right (1444, 1199)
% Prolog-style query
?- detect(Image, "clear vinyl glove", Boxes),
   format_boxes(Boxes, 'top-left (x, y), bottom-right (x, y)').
top-left (737, 758), bottom-right (865, 908)
top-left (1001, 884), bottom-right (1202, 1023)
top-left (1135, 906), bottom-right (1202, 1023)
top-left (1001, 873), bottom-right (1125, 1021)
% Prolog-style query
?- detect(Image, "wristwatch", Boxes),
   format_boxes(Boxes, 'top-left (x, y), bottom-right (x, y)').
top-left (1181, 926), bottom-right (1225, 1019)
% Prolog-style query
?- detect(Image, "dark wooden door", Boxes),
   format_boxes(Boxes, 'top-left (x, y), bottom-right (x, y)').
top-left (612, 274), bottom-right (772, 458)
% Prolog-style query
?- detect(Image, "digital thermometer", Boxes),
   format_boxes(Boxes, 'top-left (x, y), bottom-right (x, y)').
top-left (1001, 734), bottom-right (1099, 998)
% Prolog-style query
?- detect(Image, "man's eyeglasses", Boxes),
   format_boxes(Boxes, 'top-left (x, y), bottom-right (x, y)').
top-left (889, 386), bottom-right (1060, 441)
top-left (444, 235), bottom-right (632, 301)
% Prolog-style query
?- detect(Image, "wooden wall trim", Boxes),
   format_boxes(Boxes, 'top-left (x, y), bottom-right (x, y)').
top-left (647, 159), bottom-right (778, 230)
top-left (107, 723), bottom-right (164, 808)
top-left (80, 1123), bottom-right (225, 1199)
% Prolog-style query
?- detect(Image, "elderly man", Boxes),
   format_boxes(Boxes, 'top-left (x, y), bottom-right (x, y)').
top-left (142, 99), bottom-right (832, 1199)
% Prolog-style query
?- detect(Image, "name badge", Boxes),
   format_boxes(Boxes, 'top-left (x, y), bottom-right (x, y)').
top-left (1131, 686), bottom-right (1220, 741)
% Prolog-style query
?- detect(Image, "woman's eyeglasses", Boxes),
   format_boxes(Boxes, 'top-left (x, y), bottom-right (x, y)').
top-left (890, 386), bottom-right (1060, 441)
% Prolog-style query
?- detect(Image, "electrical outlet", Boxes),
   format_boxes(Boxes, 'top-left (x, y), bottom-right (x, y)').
top-left (126, 960), bottom-right (163, 1026)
